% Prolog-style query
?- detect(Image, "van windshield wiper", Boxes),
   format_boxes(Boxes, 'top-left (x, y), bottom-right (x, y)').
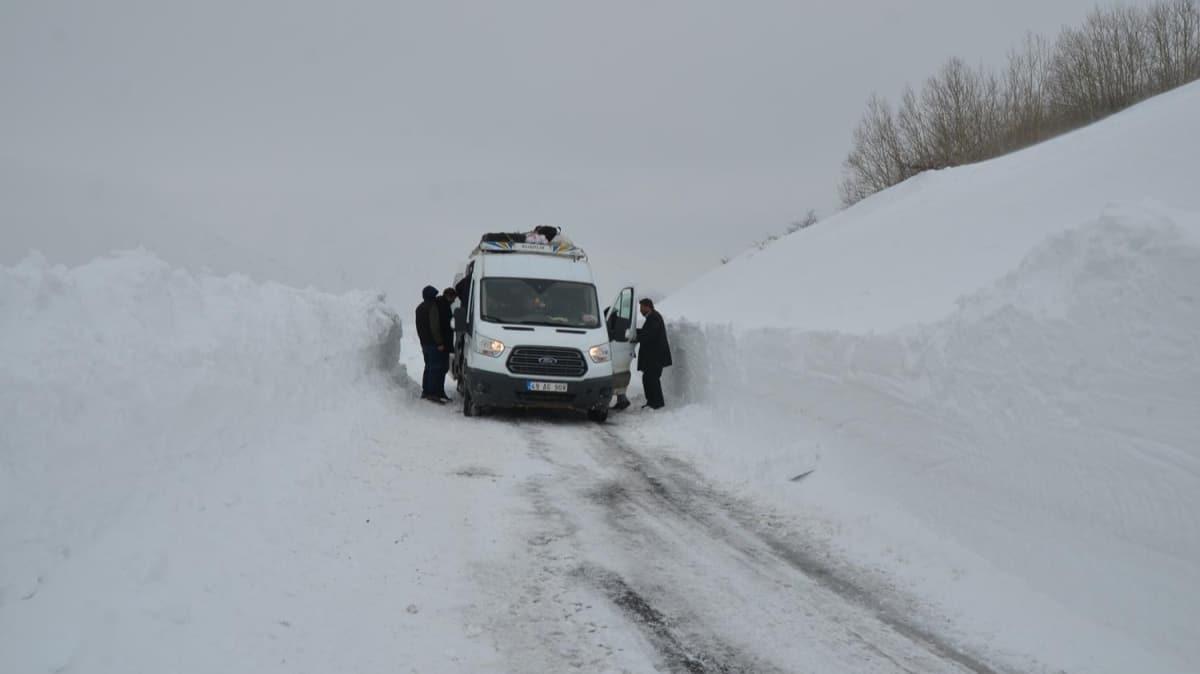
top-left (483, 316), bottom-right (594, 329)
top-left (516, 319), bottom-right (582, 327)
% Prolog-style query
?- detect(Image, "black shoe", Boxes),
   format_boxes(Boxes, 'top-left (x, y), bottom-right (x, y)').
top-left (437, 394), bottom-right (453, 402)
top-left (422, 393), bottom-right (446, 404)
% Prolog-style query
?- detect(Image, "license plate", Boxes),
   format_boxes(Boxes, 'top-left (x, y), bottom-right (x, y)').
top-left (527, 381), bottom-right (568, 393)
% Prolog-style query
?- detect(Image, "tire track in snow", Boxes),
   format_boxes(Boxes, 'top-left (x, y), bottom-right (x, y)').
top-left (590, 424), bottom-right (1012, 674)
top-left (491, 416), bottom-right (1015, 673)
top-left (574, 564), bottom-right (745, 674)
top-left (515, 420), bottom-right (770, 673)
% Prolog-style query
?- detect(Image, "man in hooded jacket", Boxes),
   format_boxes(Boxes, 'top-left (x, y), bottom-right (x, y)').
top-left (415, 285), bottom-right (450, 402)
top-left (635, 298), bottom-right (672, 409)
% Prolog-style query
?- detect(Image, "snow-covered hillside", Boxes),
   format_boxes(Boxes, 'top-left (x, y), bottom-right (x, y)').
top-left (672, 83), bottom-right (1200, 333)
top-left (652, 82), bottom-right (1200, 672)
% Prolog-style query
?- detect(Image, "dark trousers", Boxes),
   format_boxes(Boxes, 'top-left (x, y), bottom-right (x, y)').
top-left (642, 366), bottom-right (665, 408)
top-left (422, 345), bottom-right (449, 397)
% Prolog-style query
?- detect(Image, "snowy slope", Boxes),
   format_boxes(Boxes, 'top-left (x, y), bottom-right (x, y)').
top-left (649, 82), bottom-right (1200, 673)
top-left (670, 82), bottom-right (1200, 333)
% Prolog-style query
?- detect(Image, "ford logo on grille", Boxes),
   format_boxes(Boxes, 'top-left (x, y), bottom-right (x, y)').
top-left (538, 356), bottom-right (559, 365)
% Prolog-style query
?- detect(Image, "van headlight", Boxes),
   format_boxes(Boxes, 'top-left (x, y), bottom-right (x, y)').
top-left (588, 343), bottom-right (611, 363)
top-left (476, 334), bottom-right (506, 358)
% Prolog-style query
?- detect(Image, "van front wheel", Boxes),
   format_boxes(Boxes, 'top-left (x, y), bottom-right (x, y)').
top-left (463, 392), bottom-right (478, 417)
top-left (587, 407), bottom-right (608, 423)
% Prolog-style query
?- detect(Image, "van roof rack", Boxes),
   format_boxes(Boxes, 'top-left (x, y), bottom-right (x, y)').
top-left (471, 240), bottom-right (587, 261)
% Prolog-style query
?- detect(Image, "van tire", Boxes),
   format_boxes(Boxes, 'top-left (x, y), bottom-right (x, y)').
top-left (463, 391), bottom-right (477, 417)
top-left (587, 408), bottom-right (608, 423)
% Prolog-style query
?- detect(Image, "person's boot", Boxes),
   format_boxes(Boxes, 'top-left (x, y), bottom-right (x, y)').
top-left (611, 394), bottom-right (631, 411)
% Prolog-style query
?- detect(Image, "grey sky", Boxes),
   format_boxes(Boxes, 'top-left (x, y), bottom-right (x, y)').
top-left (1, 0), bottom-right (1141, 301)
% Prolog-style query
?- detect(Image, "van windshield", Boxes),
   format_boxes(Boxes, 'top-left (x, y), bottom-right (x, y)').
top-left (481, 278), bottom-right (601, 329)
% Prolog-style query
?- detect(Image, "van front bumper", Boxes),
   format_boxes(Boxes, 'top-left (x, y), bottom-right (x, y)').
top-left (464, 368), bottom-right (613, 412)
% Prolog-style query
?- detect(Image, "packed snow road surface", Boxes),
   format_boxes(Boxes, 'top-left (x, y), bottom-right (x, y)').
top-left (474, 415), bottom-right (1004, 674)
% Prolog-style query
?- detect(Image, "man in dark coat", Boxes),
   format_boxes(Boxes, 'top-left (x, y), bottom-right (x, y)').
top-left (436, 288), bottom-right (457, 353)
top-left (454, 275), bottom-right (471, 313)
top-left (436, 287), bottom-right (458, 383)
top-left (635, 298), bottom-right (672, 410)
top-left (415, 285), bottom-right (450, 402)
top-left (453, 274), bottom-right (472, 356)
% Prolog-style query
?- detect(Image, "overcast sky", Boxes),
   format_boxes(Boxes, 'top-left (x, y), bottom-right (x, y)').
top-left (1, 0), bottom-right (1147, 301)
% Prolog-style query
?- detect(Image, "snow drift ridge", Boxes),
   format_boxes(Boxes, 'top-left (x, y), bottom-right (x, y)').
top-left (0, 250), bottom-right (402, 672)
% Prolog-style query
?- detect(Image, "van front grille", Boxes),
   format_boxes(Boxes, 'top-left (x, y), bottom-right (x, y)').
top-left (506, 346), bottom-right (588, 378)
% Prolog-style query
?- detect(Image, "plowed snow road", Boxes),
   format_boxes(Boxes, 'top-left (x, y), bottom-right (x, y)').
top-left (465, 414), bottom-right (1009, 674)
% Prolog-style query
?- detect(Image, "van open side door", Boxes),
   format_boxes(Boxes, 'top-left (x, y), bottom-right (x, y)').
top-left (606, 286), bottom-right (636, 389)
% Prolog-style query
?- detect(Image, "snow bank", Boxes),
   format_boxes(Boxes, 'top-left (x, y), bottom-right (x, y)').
top-left (0, 250), bottom-right (404, 672)
top-left (647, 205), bottom-right (1200, 673)
top-left (642, 83), bottom-right (1200, 674)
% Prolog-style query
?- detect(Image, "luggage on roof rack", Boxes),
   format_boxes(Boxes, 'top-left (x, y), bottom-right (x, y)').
top-left (470, 239), bottom-right (587, 260)
top-left (480, 232), bottom-right (527, 244)
top-left (470, 227), bottom-right (584, 260)
top-left (480, 226), bottom-right (567, 246)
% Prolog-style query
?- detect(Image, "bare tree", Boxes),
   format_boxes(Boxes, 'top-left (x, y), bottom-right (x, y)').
top-left (896, 85), bottom-right (933, 171)
top-left (1003, 33), bottom-right (1054, 148)
top-left (1050, 6), bottom-right (1151, 121)
top-left (840, 95), bottom-right (905, 206)
top-left (839, 1), bottom-right (1200, 207)
top-left (786, 209), bottom-right (820, 233)
top-left (1147, 0), bottom-right (1200, 92)
top-left (922, 59), bottom-right (982, 167)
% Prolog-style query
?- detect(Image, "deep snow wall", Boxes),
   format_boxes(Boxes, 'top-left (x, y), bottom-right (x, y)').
top-left (658, 205), bottom-right (1200, 671)
top-left (0, 250), bottom-right (402, 672)
top-left (652, 83), bottom-right (1200, 672)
